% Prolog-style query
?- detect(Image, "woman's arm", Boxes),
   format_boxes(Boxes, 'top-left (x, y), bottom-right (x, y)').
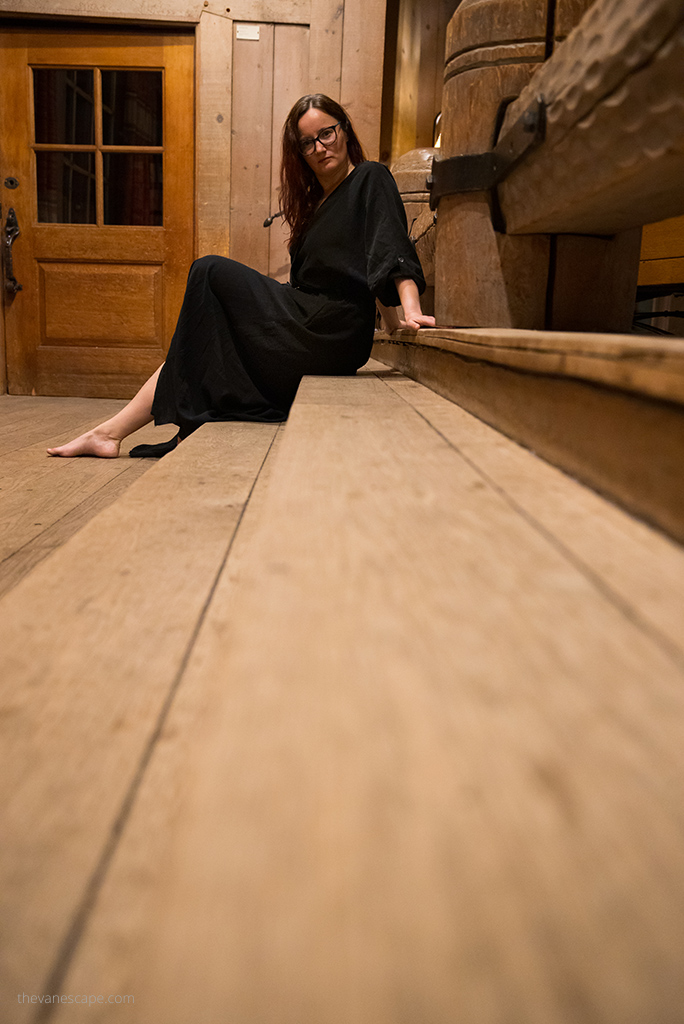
top-left (396, 278), bottom-right (436, 330)
top-left (376, 278), bottom-right (435, 333)
top-left (376, 297), bottom-right (401, 333)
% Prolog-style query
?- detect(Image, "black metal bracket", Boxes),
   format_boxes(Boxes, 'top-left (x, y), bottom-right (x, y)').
top-left (427, 97), bottom-right (546, 211)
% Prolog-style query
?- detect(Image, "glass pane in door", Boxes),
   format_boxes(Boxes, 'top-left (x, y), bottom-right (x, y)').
top-left (101, 70), bottom-right (163, 146)
top-left (103, 152), bottom-right (163, 225)
top-left (33, 68), bottom-right (94, 144)
top-left (36, 151), bottom-right (96, 223)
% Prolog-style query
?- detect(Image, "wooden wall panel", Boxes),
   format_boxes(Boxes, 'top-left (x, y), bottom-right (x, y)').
top-left (392, 0), bottom-right (422, 161)
top-left (229, 22), bottom-right (274, 273)
top-left (309, 0), bottom-right (344, 100)
top-left (196, 11), bottom-right (233, 257)
top-left (269, 23), bottom-right (309, 281)
top-left (340, 0), bottom-right (387, 159)
top-left (388, 0), bottom-right (456, 164)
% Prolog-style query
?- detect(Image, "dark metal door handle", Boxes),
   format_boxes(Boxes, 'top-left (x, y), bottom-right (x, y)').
top-left (3, 207), bottom-right (23, 294)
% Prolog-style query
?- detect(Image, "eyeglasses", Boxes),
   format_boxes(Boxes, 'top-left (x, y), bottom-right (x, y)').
top-left (299, 121), bottom-right (344, 156)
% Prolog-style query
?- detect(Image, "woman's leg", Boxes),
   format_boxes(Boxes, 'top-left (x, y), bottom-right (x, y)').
top-left (47, 365), bottom-right (164, 458)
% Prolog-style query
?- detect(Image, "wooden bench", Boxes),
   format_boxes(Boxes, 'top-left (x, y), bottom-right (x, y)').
top-left (2, 362), bottom-right (684, 1023)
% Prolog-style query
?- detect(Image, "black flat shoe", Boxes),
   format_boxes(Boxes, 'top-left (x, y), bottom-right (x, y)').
top-left (129, 434), bottom-right (180, 458)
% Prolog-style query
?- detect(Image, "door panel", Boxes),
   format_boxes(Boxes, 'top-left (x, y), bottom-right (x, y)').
top-left (0, 28), bottom-right (194, 398)
top-left (39, 262), bottom-right (163, 345)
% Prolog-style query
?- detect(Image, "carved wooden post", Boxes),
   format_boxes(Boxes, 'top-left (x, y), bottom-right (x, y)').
top-left (392, 147), bottom-right (437, 316)
top-left (434, 0), bottom-right (551, 328)
top-left (433, 0), bottom-right (646, 332)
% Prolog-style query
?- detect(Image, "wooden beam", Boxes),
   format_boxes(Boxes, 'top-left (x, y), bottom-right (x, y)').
top-left (208, 0), bottom-right (311, 21)
top-left (0, 0), bottom-right (311, 23)
top-left (499, 0), bottom-right (684, 235)
top-left (0, 0), bottom-right (205, 22)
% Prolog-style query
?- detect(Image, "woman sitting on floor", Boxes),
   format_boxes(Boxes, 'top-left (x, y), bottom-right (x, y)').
top-left (48, 93), bottom-right (434, 459)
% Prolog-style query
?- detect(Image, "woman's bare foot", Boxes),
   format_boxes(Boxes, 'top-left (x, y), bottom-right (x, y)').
top-left (47, 428), bottom-right (121, 458)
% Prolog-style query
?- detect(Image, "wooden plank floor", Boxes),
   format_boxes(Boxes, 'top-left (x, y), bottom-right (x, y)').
top-left (0, 396), bottom-right (178, 598)
top-left (2, 366), bottom-right (684, 1024)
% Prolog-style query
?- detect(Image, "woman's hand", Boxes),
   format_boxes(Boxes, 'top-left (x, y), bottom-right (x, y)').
top-left (396, 278), bottom-right (435, 332)
top-left (376, 281), bottom-right (436, 333)
top-left (398, 313), bottom-right (436, 331)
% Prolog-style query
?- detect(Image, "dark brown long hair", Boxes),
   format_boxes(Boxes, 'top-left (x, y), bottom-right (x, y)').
top-left (280, 94), bottom-right (366, 249)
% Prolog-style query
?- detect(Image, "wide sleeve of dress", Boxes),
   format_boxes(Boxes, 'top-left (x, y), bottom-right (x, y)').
top-left (362, 162), bottom-right (426, 308)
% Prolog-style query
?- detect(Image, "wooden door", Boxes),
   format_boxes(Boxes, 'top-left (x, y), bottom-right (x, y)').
top-left (0, 27), bottom-right (194, 398)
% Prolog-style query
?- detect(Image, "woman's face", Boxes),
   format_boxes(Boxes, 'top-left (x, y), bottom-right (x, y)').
top-left (297, 107), bottom-right (350, 182)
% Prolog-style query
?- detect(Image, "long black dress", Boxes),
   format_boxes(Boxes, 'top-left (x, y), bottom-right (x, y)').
top-left (151, 161), bottom-right (425, 437)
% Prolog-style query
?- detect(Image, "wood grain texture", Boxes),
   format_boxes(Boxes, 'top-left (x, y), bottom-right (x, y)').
top-left (640, 213), bottom-right (684, 261)
top-left (444, 0), bottom-right (547, 61)
top-left (269, 22), bottom-right (309, 281)
top-left (505, 0), bottom-right (684, 141)
top-left (373, 333), bottom-right (684, 542)
top-left (0, 458), bottom-right (152, 599)
top-left (340, 0), bottom-right (387, 159)
top-left (381, 372), bottom-right (684, 662)
top-left (0, 396), bottom-right (126, 457)
top-left (638, 254), bottom-right (684, 286)
top-left (374, 327), bottom-right (684, 405)
top-left (500, 0), bottom-right (684, 234)
top-left (554, 0), bottom-right (598, 40)
top-left (208, 0), bottom-right (311, 21)
top-left (549, 228), bottom-right (643, 334)
top-left (229, 22), bottom-right (274, 271)
top-left (308, 0), bottom-right (344, 100)
top-left (0, 421), bottom-right (278, 1019)
top-left (391, 0), bottom-right (423, 161)
top-left (0, 398), bottom-right (178, 597)
top-left (0, 0), bottom-right (204, 20)
top-left (48, 369), bottom-right (684, 1024)
top-left (195, 12), bottom-right (233, 258)
top-left (392, 147), bottom-right (436, 312)
top-left (436, 1), bottom-right (549, 329)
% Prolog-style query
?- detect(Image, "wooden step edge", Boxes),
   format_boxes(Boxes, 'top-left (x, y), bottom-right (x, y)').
top-left (372, 333), bottom-right (684, 545)
top-left (376, 328), bottom-right (684, 406)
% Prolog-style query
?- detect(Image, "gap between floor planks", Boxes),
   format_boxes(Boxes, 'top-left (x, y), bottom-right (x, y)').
top-left (29, 365), bottom-right (684, 1024)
